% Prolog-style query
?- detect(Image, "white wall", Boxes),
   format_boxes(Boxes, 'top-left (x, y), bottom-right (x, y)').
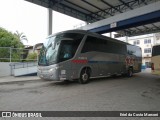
top-left (128, 34), bottom-right (154, 58)
top-left (14, 66), bottom-right (37, 77)
top-left (0, 62), bottom-right (11, 77)
top-left (127, 34), bottom-right (155, 67)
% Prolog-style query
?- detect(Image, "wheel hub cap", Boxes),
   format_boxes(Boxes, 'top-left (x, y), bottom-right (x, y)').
top-left (82, 73), bottom-right (88, 81)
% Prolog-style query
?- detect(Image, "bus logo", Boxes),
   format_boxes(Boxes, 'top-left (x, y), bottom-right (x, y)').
top-left (125, 56), bottom-right (134, 65)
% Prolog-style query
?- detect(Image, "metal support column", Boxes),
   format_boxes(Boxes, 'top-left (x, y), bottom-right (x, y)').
top-left (48, 8), bottom-right (52, 36)
top-left (125, 31), bottom-right (129, 43)
top-left (109, 32), bottom-right (112, 38)
top-left (125, 36), bottom-right (128, 43)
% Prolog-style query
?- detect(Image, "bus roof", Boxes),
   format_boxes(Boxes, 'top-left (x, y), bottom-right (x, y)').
top-left (48, 29), bottom-right (131, 46)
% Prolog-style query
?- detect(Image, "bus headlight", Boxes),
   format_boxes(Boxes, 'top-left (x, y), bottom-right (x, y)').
top-left (55, 66), bottom-right (59, 69)
top-left (55, 65), bottom-right (62, 69)
top-left (49, 68), bottom-right (54, 73)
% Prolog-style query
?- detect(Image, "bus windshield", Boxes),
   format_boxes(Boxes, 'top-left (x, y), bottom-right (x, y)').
top-left (152, 45), bottom-right (160, 56)
top-left (38, 33), bottom-right (84, 66)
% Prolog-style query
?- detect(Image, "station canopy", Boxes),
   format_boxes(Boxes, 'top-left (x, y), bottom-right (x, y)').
top-left (26, 0), bottom-right (160, 37)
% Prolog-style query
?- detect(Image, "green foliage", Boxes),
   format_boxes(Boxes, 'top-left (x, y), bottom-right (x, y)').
top-left (26, 52), bottom-right (37, 61)
top-left (0, 27), bottom-right (24, 48)
top-left (11, 49), bottom-right (25, 62)
top-left (0, 47), bottom-right (10, 62)
top-left (14, 31), bottom-right (28, 43)
top-left (0, 27), bottom-right (25, 62)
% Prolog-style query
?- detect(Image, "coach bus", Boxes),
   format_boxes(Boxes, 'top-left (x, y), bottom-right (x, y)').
top-left (37, 30), bottom-right (142, 84)
top-left (151, 44), bottom-right (160, 75)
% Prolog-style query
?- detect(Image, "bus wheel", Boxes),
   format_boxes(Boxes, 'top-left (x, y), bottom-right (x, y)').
top-left (127, 68), bottom-right (133, 77)
top-left (79, 68), bottom-right (90, 84)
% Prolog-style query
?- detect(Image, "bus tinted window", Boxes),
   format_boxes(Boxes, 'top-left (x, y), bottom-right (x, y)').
top-left (81, 36), bottom-right (107, 53)
top-left (58, 39), bottom-right (82, 62)
top-left (152, 45), bottom-right (160, 56)
top-left (107, 40), bottom-right (126, 54)
top-left (39, 33), bottom-right (84, 65)
top-left (127, 45), bottom-right (141, 57)
top-left (82, 36), bottom-right (126, 54)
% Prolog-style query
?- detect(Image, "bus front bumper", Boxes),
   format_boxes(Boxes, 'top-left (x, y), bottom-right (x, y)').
top-left (37, 66), bottom-right (60, 81)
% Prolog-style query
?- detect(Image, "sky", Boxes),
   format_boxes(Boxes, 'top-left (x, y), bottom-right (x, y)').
top-left (0, 0), bottom-right (85, 45)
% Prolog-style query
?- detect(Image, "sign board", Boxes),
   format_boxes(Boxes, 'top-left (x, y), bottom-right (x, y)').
top-left (110, 22), bottom-right (117, 28)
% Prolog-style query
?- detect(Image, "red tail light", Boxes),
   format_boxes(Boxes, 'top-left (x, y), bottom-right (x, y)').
top-left (151, 63), bottom-right (154, 70)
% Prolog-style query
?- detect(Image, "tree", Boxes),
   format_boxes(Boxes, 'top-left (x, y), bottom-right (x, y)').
top-left (0, 27), bottom-right (24, 48)
top-left (14, 31), bottom-right (28, 43)
top-left (0, 27), bottom-right (24, 62)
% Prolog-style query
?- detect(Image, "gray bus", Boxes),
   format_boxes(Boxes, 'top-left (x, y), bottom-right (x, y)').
top-left (38, 30), bottom-right (142, 84)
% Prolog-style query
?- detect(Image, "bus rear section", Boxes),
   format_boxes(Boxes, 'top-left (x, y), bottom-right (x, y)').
top-left (126, 45), bottom-right (142, 75)
top-left (151, 45), bottom-right (160, 75)
top-left (70, 35), bottom-right (142, 83)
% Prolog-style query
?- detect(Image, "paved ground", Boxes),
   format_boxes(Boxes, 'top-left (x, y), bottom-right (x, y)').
top-left (0, 76), bottom-right (40, 84)
top-left (0, 70), bottom-right (160, 120)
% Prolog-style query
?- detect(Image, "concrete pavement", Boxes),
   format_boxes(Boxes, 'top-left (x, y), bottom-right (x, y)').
top-left (0, 75), bottom-right (40, 85)
top-left (0, 71), bottom-right (160, 111)
top-left (0, 68), bottom-right (152, 85)
top-left (0, 68), bottom-right (160, 119)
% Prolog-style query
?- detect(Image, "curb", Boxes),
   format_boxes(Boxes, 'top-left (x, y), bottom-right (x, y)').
top-left (0, 79), bottom-right (43, 85)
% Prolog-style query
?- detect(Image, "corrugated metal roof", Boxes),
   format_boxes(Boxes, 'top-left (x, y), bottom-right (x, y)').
top-left (25, 0), bottom-right (160, 37)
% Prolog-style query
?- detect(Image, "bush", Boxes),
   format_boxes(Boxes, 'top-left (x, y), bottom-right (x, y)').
top-left (26, 52), bottom-right (37, 61)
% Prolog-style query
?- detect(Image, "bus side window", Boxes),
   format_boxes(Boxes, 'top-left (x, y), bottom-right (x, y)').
top-left (81, 36), bottom-right (126, 55)
top-left (63, 45), bottom-right (72, 59)
top-left (81, 36), bottom-right (95, 53)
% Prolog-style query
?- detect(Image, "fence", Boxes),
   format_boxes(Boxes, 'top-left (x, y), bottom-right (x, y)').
top-left (0, 47), bottom-right (39, 76)
top-left (0, 47), bottom-right (38, 62)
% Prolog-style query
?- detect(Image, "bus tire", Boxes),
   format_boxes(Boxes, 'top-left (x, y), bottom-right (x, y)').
top-left (79, 68), bottom-right (90, 84)
top-left (127, 68), bottom-right (133, 77)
